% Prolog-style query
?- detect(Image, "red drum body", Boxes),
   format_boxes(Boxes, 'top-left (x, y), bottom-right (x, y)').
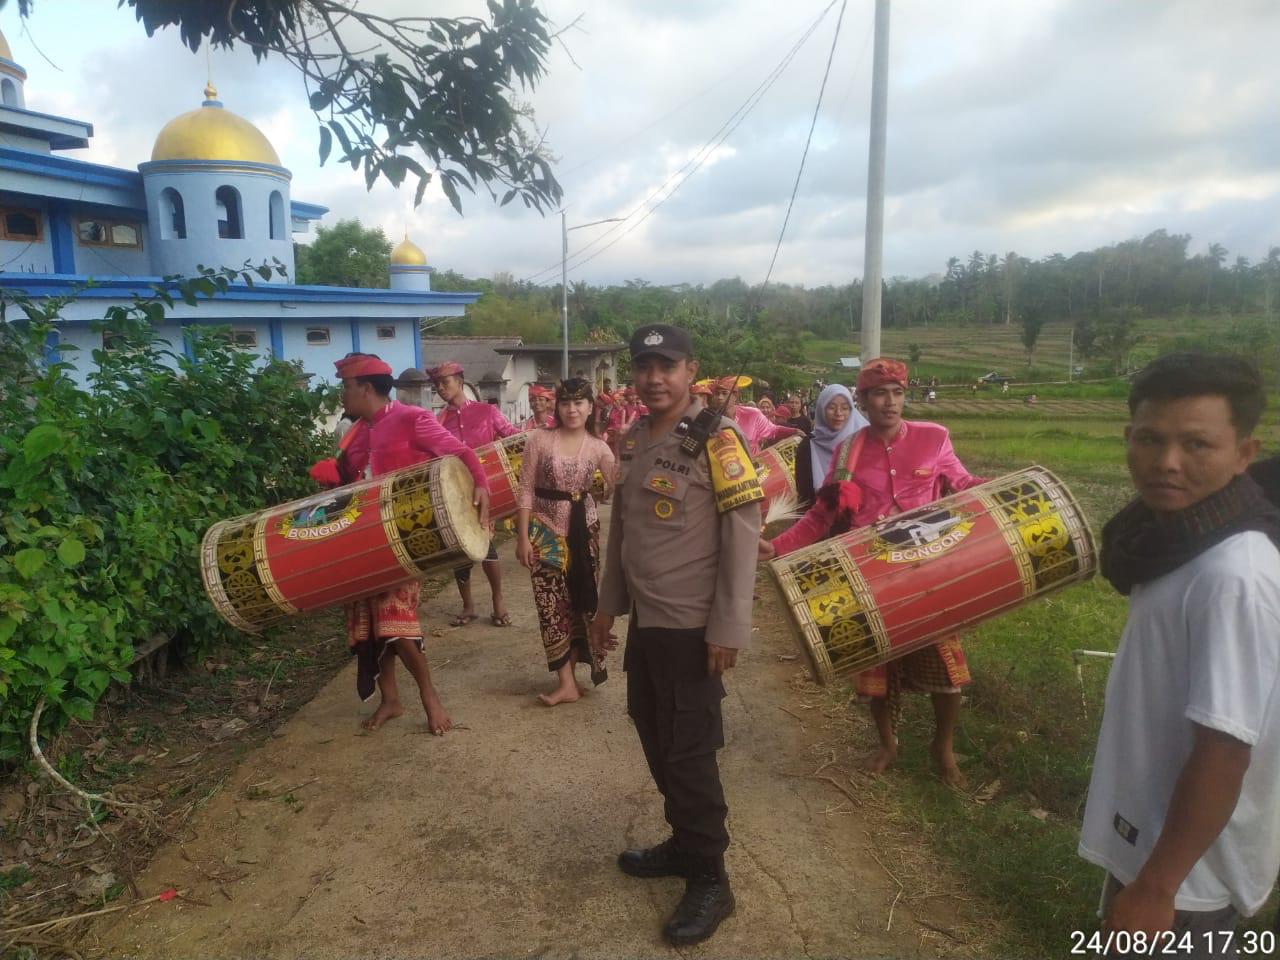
top-left (769, 466), bottom-right (1096, 684)
top-left (475, 433), bottom-right (528, 522)
top-left (201, 457), bottom-right (487, 634)
top-left (754, 435), bottom-right (801, 513)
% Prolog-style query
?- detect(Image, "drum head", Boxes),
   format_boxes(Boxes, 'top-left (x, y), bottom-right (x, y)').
top-left (437, 456), bottom-right (491, 562)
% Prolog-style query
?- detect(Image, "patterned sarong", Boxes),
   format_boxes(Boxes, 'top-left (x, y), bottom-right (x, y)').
top-left (855, 634), bottom-right (970, 719)
top-left (345, 582), bottom-right (423, 701)
top-left (529, 519), bottom-right (606, 684)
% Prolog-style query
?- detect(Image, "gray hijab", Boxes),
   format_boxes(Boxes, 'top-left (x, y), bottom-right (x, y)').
top-left (809, 384), bottom-right (867, 483)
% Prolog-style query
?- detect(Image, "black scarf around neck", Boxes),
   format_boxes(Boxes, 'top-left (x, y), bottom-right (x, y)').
top-left (1101, 473), bottom-right (1280, 596)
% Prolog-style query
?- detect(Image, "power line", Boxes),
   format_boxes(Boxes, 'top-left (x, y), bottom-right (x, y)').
top-left (759, 0), bottom-right (850, 291)
top-left (522, 0), bottom-right (839, 285)
top-left (558, 14), bottom-right (833, 181)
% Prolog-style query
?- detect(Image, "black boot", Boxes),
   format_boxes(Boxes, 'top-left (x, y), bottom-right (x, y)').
top-left (662, 856), bottom-right (735, 946)
top-left (617, 837), bottom-right (688, 878)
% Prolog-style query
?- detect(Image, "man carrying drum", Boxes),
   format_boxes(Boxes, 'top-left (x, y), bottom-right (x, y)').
top-left (309, 353), bottom-right (492, 734)
top-left (590, 324), bottom-right (762, 947)
top-left (1080, 353), bottom-right (1280, 956)
top-left (429, 360), bottom-right (520, 627)
top-left (759, 357), bottom-right (984, 786)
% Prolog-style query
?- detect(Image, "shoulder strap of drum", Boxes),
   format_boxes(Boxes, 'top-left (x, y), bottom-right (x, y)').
top-left (833, 430), bottom-right (867, 483)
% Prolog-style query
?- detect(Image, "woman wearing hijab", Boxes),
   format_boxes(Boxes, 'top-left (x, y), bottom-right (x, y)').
top-left (793, 384), bottom-right (868, 507)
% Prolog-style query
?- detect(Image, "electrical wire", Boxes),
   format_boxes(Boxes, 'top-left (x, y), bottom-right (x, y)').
top-left (521, 0), bottom-right (840, 285)
top-left (759, 0), bottom-right (850, 291)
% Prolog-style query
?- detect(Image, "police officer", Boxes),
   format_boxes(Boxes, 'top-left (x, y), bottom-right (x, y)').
top-left (590, 323), bottom-right (762, 946)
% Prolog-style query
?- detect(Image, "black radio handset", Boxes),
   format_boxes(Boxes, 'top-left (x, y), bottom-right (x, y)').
top-left (678, 406), bottom-right (720, 458)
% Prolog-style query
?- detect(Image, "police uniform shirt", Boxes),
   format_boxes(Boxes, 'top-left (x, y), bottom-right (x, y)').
top-left (598, 401), bottom-right (762, 650)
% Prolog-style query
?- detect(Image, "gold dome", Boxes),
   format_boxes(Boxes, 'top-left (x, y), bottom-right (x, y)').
top-left (390, 235), bottom-right (428, 266)
top-left (0, 29), bottom-right (12, 62)
top-left (151, 86), bottom-right (281, 166)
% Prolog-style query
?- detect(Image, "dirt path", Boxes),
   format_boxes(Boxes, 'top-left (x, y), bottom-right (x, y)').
top-left (92, 510), bottom-right (968, 959)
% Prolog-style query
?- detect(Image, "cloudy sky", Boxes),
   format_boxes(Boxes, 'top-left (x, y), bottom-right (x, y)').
top-left (5, 0), bottom-right (1278, 286)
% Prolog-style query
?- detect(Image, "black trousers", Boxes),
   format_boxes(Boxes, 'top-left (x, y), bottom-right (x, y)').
top-left (624, 617), bottom-right (729, 861)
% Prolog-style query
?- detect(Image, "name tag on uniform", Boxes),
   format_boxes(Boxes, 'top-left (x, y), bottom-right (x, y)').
top-left (913, 467), bottom-right (933, 477)
top-left (645, 474), bottom-right (678, 495)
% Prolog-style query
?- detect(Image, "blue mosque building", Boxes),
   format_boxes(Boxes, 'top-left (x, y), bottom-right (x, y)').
top-left (0, 26), bottom-right (478, 387)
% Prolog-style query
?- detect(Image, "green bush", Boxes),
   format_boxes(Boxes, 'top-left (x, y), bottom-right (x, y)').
top-left (0, 274), bottom-right (336, 761)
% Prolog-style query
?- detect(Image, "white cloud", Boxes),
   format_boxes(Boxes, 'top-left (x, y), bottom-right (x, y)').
top-left (3, 0), bottom-right (1277, 286)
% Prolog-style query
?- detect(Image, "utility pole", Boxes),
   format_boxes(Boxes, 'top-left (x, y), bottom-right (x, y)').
top-left (1068, 325), bottom-right (1075, 382)
top-left (859, 0), bottom-right (891, 362)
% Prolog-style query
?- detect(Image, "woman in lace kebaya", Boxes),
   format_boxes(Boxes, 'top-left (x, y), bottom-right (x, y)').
top-left (515, 379), bottom-right (617, 705)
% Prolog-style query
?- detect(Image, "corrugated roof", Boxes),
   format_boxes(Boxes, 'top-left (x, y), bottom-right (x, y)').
top-left (421, 337), bottom-right (522, 382)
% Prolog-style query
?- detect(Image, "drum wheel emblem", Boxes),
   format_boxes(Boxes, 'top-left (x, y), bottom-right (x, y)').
top-left (654, 498), bottom-right (675, 520)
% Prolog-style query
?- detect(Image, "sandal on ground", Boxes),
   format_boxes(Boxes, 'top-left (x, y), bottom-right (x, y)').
top-left (450, 612), bottom-right (479, 627)
top-left (490, 613), bottom-right (513, 627)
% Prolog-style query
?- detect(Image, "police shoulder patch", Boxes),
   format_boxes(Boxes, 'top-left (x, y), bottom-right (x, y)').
top-left (706, 428), bottom-right (764, 514)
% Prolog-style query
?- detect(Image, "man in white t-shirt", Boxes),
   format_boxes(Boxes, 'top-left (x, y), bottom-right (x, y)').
top-left (1081, 353), bottom-right (1280, 957)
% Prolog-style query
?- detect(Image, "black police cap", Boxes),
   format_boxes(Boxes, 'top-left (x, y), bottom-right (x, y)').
top-left (629, 324), bottom-right (692, 361)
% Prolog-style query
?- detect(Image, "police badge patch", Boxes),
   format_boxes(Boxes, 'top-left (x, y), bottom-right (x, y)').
top-left (706, 429), bottom-right (764, 513)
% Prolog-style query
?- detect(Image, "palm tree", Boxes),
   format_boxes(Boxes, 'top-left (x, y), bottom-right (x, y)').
top-left (1205, 242), bottom-right (1227, 310)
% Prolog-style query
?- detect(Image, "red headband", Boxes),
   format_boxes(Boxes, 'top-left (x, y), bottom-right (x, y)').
top-left (856, 357), bottom-right (909, 393)
top-left (335, 354), bottom-right (393, 379)
top-left (427, 361), bottom-right (464, 381)
top-left (691, 383), bottom-right (713, 396)
top-left (529, 384), bottom-right (554, 400)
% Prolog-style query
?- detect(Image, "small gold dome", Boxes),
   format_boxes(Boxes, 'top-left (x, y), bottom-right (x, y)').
top-left (390, 235), bottom-right (428, 266)
top-left (0, 29), bottom-right (12, 61)
top-left (151, 87), bottom-right (281, 166)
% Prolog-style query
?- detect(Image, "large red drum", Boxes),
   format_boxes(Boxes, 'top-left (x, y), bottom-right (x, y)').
top-left (769, 466), bottom-right (1096, 684)
top-left (201, 456), bottom-right (488, 634)
top-left (754, 435), bottom-right (801, 515)
top-left (475, 433), bottom-right (529, 521)
top-left (476, 431), bottom-right (608, 523)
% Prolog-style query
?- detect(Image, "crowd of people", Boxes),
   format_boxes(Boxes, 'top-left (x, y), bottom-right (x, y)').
top-left (307, 331), bottom-right (1280, 954)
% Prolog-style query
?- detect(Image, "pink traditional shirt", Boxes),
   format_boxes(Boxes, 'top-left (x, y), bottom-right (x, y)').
top-left (517, 429), bottom-right (616, 536)
top-left (519, 413), bottom-right (556, 432)
top-left (436, 398), bottom-right (519, 448)
top-left (771, 420), bottom-right (984, 556)
top-left (606, 402), bottom-right (648, 437)
top-left (733, 404), bottom-right (801, 456)
top-left (339, 399), bottom-right (488, 489)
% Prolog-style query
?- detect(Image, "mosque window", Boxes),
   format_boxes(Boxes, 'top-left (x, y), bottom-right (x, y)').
top-left (376, 325), bottom-right (396, 340)
top-left (1, 79), bottom-right (16, 107)
top-left (77, 218), bottom-right (143, 249)
top-left (230, 329), bottom-right (258, 349)
top-left (215, 186), bottom-right (243, 240)
top-left (269, 191), bottom-right (285, 240)
top-left (161, 188), bottom-right (186, 240)
top-left (305, 327), bottom-right (330, 345)
top-left (1, 208), bottom-right (42, 241)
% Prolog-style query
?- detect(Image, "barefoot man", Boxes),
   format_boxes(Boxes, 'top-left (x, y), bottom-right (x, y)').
top-left (761, 358), bottom-right (984, 785)
top-left (309, 353), bottom-right (491, 733)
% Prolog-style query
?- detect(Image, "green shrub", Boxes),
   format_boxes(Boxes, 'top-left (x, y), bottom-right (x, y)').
top-left (0, 273), bottom-right (337, 761)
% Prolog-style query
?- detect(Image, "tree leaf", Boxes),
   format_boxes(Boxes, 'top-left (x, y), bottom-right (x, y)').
top-left (318, 125), bottom-right (332, 165)
top-left (22, 423), bottom-right (64, 463)
top-left (57, 537), bottom-right (86, 567)
top-left (14, 548), bottom-right (47, 579)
